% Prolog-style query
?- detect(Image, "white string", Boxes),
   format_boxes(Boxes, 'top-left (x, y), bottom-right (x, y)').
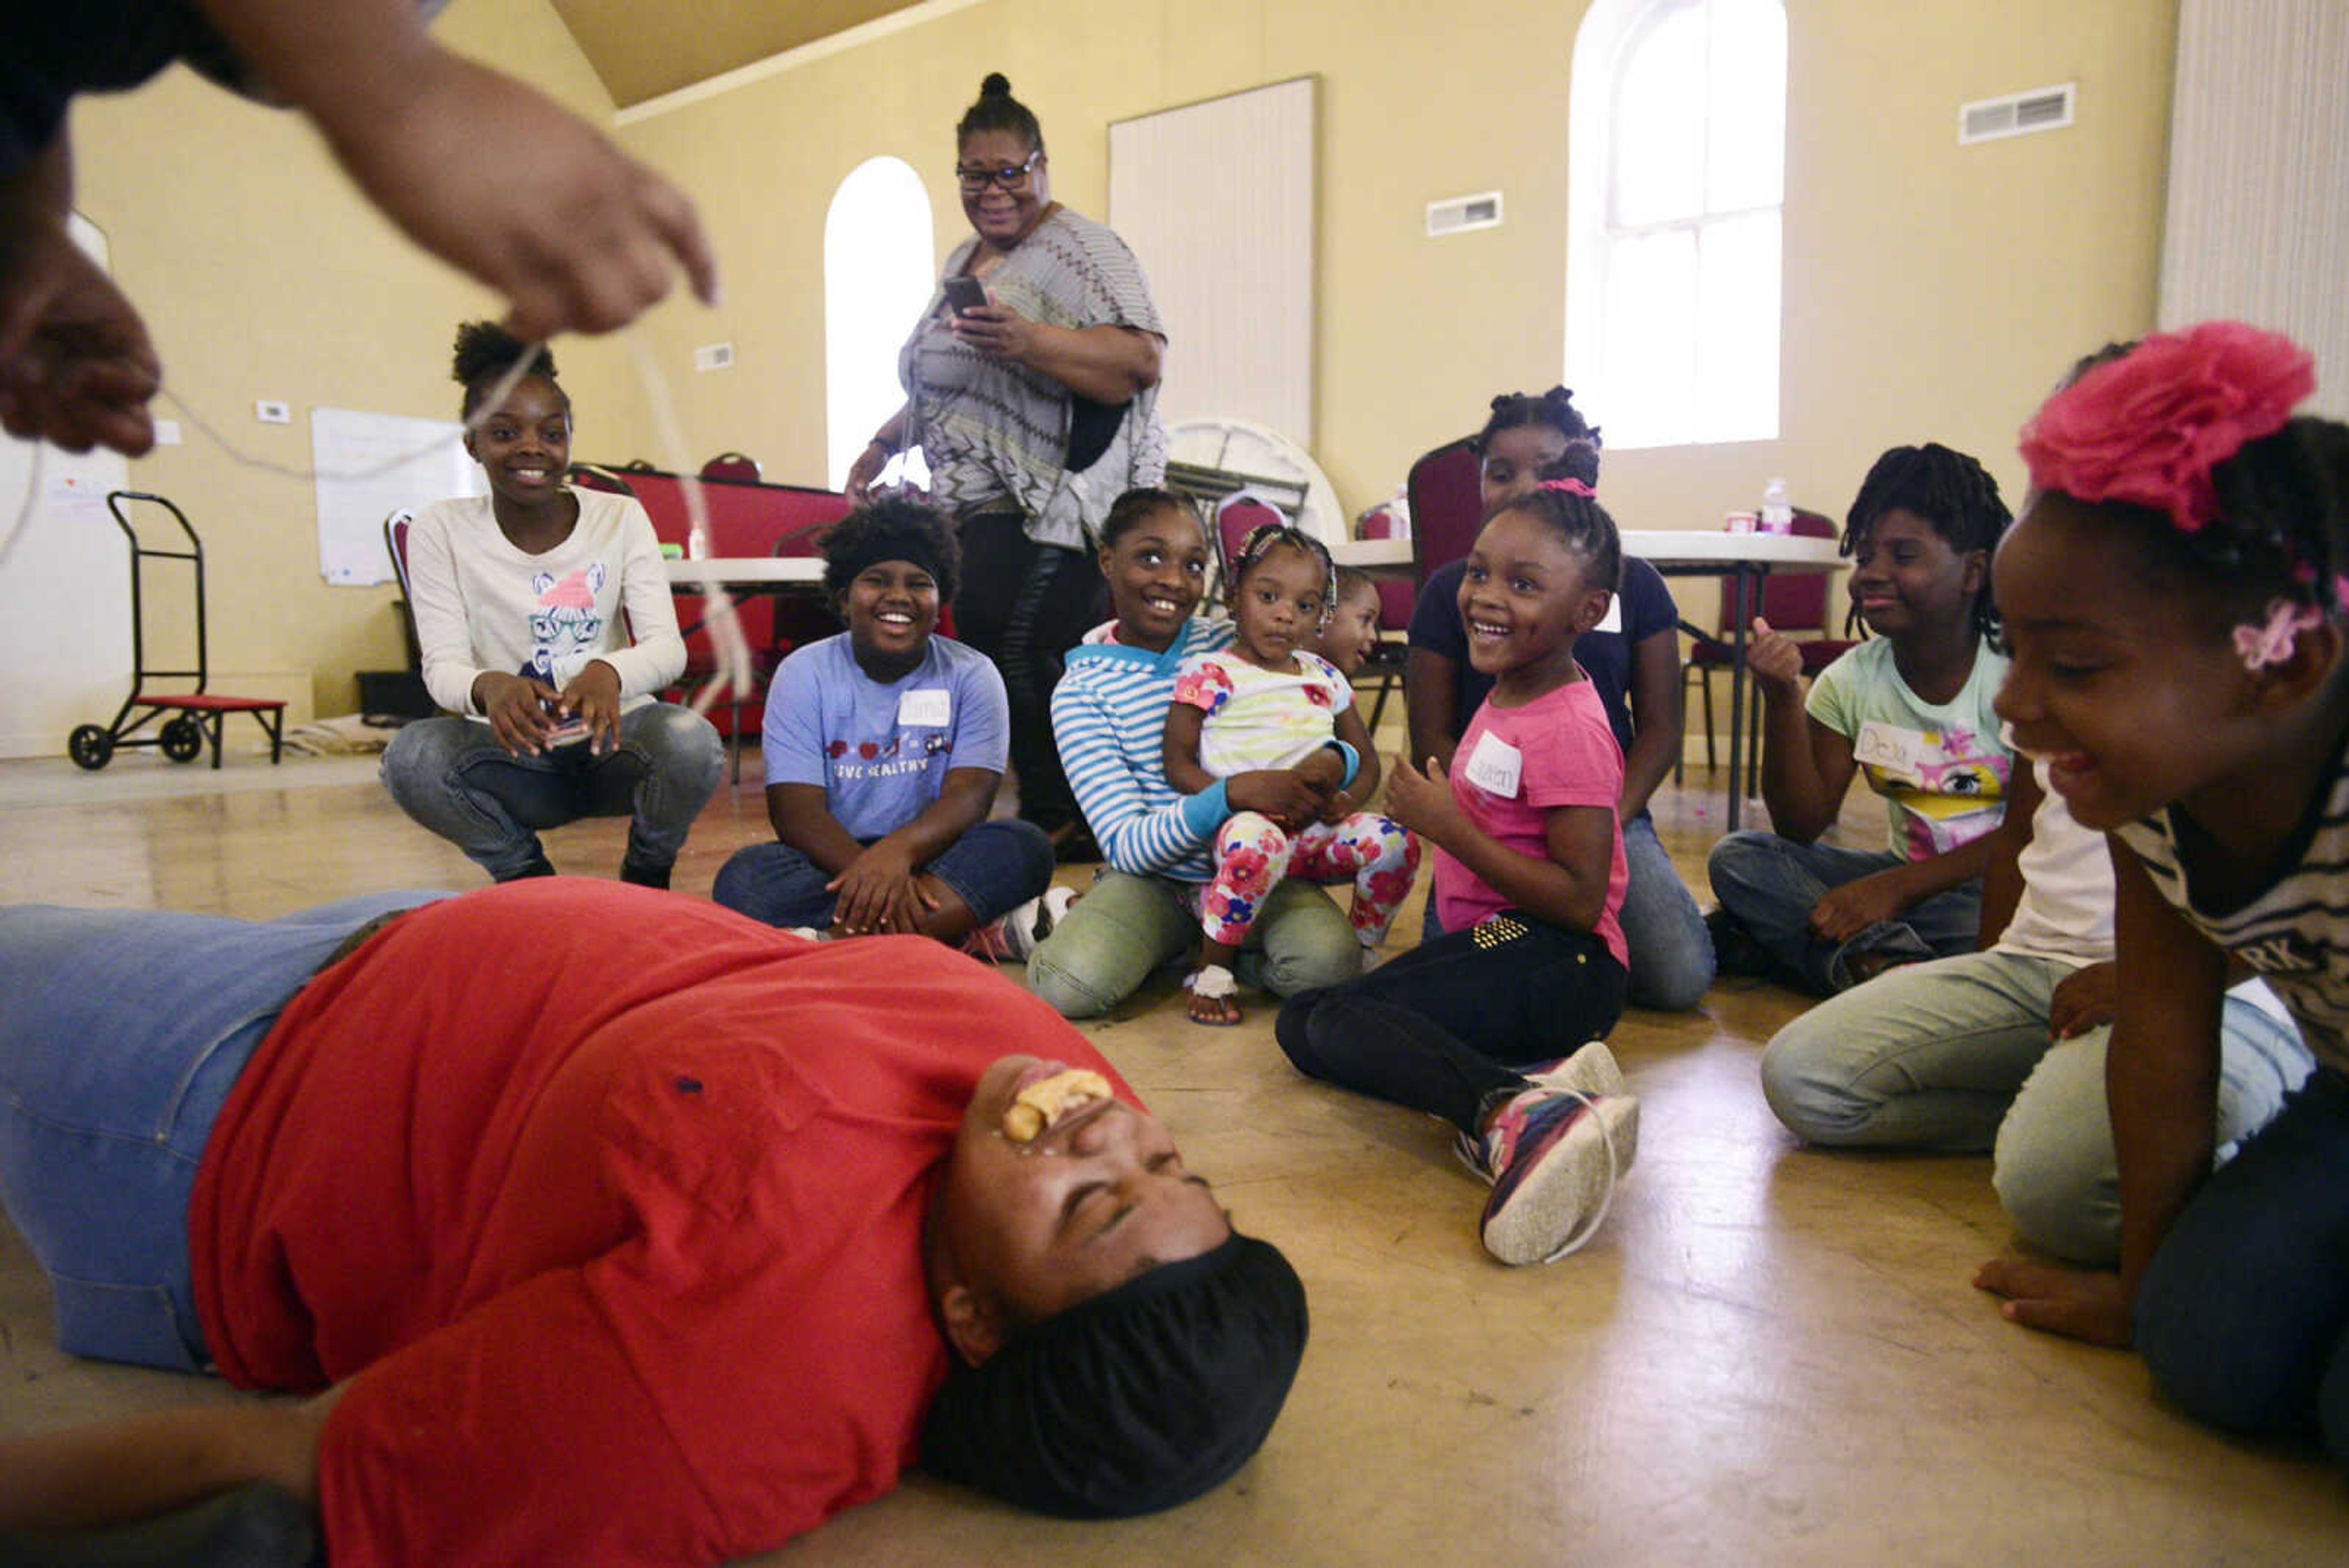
top-left (9, 332), bottom-right (752, 715)
top-left (152, 344), bottom-right (547, 484)
top-left (625, 330), bottom-right (754, 713)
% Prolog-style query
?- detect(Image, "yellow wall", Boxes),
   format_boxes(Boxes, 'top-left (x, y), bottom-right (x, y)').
top-left (65, 0), bottom-right (648, 715)
top-left (620, 0), bottom-right (2176, 604)
top-left (54, 0), bottom-right (2178, 713)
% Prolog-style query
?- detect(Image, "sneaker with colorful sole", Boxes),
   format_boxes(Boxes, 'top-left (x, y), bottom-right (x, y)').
top-left (1474, 1086), bottom-right (1640, 1266)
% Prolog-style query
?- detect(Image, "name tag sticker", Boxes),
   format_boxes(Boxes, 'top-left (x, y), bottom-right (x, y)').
top-left (899, 688), bottom-right (952, 727)
top-left (1595, 596), bottom-right (1622, 634)
top-left (1852, 720), bottom-right (1925, 781)
top-left (1463, 730), bottom-right (1524, 798)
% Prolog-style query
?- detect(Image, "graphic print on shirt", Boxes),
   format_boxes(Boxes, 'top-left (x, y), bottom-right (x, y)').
top-left (524, 563), bottom-right (606, 687)
top-left (825, 692), bottom-right (956, 782)
top-left (1851, 718), bottom-right (2010, 858)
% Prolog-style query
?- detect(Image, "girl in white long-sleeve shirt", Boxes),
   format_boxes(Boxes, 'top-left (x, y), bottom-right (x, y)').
top-left (380, 322), bottom-right (723, 886)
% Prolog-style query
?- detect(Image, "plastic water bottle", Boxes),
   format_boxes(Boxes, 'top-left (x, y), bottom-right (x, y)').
top-left (1760, 478), bottom-right (1794, 534)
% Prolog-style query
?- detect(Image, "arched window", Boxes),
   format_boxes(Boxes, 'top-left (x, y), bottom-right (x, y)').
top-left (825, 156), bottom-right (935, 490)
top-left (1565, 0), bottom-right (1786, 449)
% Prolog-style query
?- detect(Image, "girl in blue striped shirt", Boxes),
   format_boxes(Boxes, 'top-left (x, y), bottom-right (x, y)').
top-left (1025, 489), bottom-right (1365, 1019)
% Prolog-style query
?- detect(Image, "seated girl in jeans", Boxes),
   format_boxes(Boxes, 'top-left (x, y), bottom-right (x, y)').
top-left (1705, 443), bottom-right (2015, 994)
top-left (713, 498), bottom-right (1053, 947)
top-left (380, 322), bottom-right (725, 888)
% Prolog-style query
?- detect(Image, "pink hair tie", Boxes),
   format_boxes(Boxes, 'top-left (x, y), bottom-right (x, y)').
top-left (2234, 598), bottom-right (2324, 671)
top-left (1536, 477), bottom-right (1596, 498)
top-left (2018, 320), bottom-right (2315, 533)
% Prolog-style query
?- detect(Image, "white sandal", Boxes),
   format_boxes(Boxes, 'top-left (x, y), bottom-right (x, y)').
top-left (1182, 963), bottom-right (1242, 1026)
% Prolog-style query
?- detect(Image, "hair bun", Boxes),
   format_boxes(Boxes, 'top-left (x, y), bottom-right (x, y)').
top-left (981, 72), bottom-right (1012, 97)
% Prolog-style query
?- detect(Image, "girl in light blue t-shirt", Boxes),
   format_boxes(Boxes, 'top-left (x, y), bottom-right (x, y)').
top-left (1707, 444), bottom-right (2016, 995)
top-left (712, 499), bottom-right (1053, 946)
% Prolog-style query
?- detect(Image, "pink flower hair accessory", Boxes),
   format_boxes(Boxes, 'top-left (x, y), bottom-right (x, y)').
top-left (2234, 597), bottom-right (2325, 672)
top-left (2019, 321), bottom-right (2316, 533)
top-left (1535, 477), bottom-right (1596, 498)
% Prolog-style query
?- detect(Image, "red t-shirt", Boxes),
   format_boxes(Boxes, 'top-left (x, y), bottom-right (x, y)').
top-left (1432, 675), bottom-right (1629, 965)
top-left (188, 881), bottom-right (1134, 1567)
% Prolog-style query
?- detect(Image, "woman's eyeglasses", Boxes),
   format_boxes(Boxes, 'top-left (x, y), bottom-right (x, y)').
top-left (956, 150), bottom-right (1043, 192)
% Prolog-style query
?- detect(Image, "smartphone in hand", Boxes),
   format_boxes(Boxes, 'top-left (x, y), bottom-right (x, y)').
top-left (943, 275), bottom-right (989, 316)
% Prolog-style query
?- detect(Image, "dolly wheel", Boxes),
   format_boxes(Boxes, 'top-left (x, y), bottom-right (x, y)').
top-left (161, 716), bottom-right (204, 763)
top-left (69, 724), bottom-right (116, 770)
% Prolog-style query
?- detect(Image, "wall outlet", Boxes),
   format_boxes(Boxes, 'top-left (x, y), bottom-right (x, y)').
top-left (254, 399), bottom-right (291, 424)
top-left (152, 420), bottom-right (182, 445)
top-left (694, 342), bottom-right (735, 372)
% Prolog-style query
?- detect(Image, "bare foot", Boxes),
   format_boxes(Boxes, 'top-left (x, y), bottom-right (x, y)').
top-left (1187, 985), bottom-right (1243, 1026)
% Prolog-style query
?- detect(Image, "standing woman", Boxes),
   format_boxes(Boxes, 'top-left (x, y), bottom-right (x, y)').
top-left (848, 73), bottom-right (1168, 860)
top-left (380, 322), bottom-right (725, 888)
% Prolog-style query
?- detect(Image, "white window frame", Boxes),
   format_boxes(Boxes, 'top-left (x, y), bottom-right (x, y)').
top-left (824, 156), bottom-right (936, 491)
top-left (1565, 0), bottom-right (1786, 450)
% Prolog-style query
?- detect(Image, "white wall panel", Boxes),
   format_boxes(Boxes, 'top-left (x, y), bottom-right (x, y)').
top-left (2161, 0), bottom-right (2349, 414)
top-left (1110, 77), bottom-right (1318, 446)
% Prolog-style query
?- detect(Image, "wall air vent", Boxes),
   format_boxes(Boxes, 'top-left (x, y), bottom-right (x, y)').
top-left (1959, 83), bottom-right (2076, 144)
top-left (1427, 191), bottom-right (1504, 237)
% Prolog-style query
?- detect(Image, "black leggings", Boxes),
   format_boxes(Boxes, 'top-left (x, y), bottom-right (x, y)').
top-left (953, 508), bottom-right (1106, 833)
top-left (1275, 912), bottom-right (1627, 1132)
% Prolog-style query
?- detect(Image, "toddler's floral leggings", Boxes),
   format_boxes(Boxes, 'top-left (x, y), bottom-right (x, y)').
top-left (1197, 809), bottom-right (1420, 949)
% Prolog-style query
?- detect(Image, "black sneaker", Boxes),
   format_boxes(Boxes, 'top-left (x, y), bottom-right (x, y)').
top-left (1705, 907), bottom-right (1775, 979)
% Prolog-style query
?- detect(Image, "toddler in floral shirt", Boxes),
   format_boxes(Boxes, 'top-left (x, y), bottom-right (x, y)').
top-left (1163, 523), bottom-right (1419, 1025)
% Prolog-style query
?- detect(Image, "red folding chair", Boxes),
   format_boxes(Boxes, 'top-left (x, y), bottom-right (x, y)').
top-left (700, 451), bottom-right (762, 483)
top-left (1405, 436), bottom-right (1485, 580)
top-left (1211, 491), bottom-right (1291, 608)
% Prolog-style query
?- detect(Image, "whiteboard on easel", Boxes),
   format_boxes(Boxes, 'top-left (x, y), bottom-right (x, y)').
top-left (311, 407), bottom-right (484, 586)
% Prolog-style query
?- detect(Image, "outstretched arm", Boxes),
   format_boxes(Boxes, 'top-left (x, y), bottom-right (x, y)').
top-left (0, 1389), bottom-right (338, 1533)
top-left (193, 0), bottom-right (718, 339)
top-left (0, 138), bottom-right (162, 456)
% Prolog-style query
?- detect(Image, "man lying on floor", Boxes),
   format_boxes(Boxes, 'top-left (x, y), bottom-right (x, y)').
top-left (0, 882), bottom-right (1307, 1566)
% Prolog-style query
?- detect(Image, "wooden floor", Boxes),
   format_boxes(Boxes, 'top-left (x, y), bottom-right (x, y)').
top-left (4, 738), bottom-right (2345, 1564)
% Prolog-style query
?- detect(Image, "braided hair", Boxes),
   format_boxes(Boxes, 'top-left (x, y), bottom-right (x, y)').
top-left (1228, 521), bottom-right (1334, 620)
top-left (451, 321), bottom-right (563, 422)
top-left (1842, 444), bottom-right (2011, 638)
top-left (1474, 387), bottom-right (1603, 487)
top-left (1488, 481), bottom-right (1624, 598)
top-left (959, 73), bottom-right (1044, 154)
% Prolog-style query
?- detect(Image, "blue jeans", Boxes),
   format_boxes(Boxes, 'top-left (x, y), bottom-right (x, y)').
top-left (2133, 1068), bottom-right (2349, 1471)
top-left (1420, 812), bottom-right (1714, 1011)
top-left (1276, 912), bottom-right (1627, 1133)
top-left (1761, 950), bottom-right (2313, 1263)
top-left (1707, 830), bottom-right (1981, 995)
top-left (711, 819), bottom-right (1055, 929)
top-left (0, 891), bottom-right (450, 1370)
top-left (1026, 870), bottom-right (1362, 1019)
top-left (380, 702), bottom-right (725, 880)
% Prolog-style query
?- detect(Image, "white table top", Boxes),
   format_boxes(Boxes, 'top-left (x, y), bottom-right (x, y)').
top-left (1328, 530), bottom-right (1847, 572)
top-left (676, 534), bottom-right (1845, 587)
top-left (665, 556), bottom-right (826, 587)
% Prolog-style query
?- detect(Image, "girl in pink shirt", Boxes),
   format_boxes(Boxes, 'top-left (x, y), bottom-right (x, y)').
top-left (1275, 481), bottom-right (1641, 1268)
